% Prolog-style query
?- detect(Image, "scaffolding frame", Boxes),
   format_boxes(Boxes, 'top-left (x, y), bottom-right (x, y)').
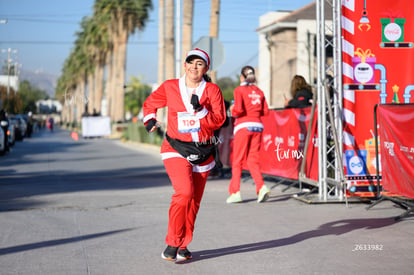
top-left (298, 0), bottom-right (347, 203)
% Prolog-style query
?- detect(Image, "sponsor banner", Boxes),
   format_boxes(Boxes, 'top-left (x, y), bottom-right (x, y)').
top-left (220, 107), bottom-right (318, 181)
top-left (342, 0), bottom-right (414, 197)
top-left (257, 108), bottom-right (318, 180)
top-left (378, 104), bottom-right (414, 199)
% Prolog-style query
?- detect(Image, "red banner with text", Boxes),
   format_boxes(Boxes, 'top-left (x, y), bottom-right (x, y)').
top-left (256, 108), bottom-right (318, 180)
top-left (377, 104), bottom-right (414, 199)
top-left (342, 0), bottom-right (414, 197)
top-left (219, 107), bottom-right (318, 181)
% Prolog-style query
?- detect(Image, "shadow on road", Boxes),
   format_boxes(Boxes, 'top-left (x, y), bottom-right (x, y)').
top-left (0, 228), bottom-right (135, 256)
top-left (178, 217), bottom-right (400, 264)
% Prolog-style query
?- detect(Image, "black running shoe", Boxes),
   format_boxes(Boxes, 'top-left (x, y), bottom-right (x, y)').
top-left (161, 245), bottom-right (178, 261)
top-left (177, 248), bottom-right (192, 261)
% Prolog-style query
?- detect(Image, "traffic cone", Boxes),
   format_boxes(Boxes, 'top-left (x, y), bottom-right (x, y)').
top-left (71, 131), bottom-right (79, 141)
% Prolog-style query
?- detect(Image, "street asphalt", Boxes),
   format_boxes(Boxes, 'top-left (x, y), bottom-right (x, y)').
top-left (0, 128), bottom-right (413, 275)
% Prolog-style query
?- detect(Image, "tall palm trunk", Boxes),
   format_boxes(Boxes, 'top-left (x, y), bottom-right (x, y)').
top-left (113, 29), bottom-right (128, 122)
top-left (87, 72), bottom-right (94, 114)
top-left (94, 62), bottom-right (104, 114)
top-left (106, 49), bottom-right (115, 120)
top-left (182, 0), bottom-right (194, 73)
top-left (165, 0), bottom-right (175, 79)
top-left (158, 0), bottom-right (165, 84)
top-left (209, 0), bottom-right (220, 83)
top-left (157, 0), bottom-right (167, 126)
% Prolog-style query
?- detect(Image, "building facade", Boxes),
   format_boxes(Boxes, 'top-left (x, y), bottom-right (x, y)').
top-left (256, 2), bottom-right (332, 108)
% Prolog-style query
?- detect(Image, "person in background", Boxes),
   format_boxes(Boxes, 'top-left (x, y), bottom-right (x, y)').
top-left (142, 48), bottom-right (226, 262)
top-left (284, 75), bottom-right (313, 108)
top-left (47, 117), bottom-right (54, 132)
top-left (227, 65), bottom-right (270, 204)
top-left (92, 108), bottom-right (100, 117)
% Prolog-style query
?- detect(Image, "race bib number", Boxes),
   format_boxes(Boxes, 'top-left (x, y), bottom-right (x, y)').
top-left (177, 112), bottom-right (200, 133)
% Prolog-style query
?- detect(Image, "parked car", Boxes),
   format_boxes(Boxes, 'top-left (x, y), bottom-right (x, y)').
top-left (0, 122), bottom-right (6, 155)
top-left (9, 115), bottom-right (27, 141)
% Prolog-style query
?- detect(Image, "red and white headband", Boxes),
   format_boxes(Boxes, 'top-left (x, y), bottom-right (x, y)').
top-left (185, 48), bottom-right (210, 69)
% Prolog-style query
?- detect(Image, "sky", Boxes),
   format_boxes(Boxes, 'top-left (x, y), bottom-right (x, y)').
top-left (0, 0), bottom-right (313, 86)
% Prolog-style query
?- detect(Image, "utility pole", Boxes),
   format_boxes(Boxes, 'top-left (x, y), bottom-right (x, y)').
top-left (1, 48), bottom-right (17, 97)
top-left (7, 48), bottom-right (11, 97)
top-left (175, 0), bottom-right (181, 78)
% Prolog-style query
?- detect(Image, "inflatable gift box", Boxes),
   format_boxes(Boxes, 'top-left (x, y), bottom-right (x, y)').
top-left (352, 48), bottom-right (376, 84)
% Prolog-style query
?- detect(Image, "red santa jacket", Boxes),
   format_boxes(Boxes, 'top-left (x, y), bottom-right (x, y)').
top-left (143, 76), bottom-right (226, 171)
top-left (231, 82), bottom-right (269, 135)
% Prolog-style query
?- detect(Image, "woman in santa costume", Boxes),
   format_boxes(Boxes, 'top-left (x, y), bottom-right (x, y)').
top-left (142, 48), bottom-right (226, 262)
top-left (226, 65), bottom-right (270, 204)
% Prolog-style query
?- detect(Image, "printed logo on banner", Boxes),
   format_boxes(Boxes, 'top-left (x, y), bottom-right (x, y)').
top-left (275, 143), bottom-right (304, 162)
top-left (383, 141), bottom-right (395, 156)
top-left (345, 150), bottom-right (366, 175)
top-left (380, 17), bottom-right (413, 48)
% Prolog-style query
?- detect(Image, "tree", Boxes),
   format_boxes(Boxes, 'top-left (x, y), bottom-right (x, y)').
top-left (209, 0), bottom-right (220, 83)
top-left (124, 76), bottom-right (152, 117)
top-left (217, 77), bottom-right (238, 102)
top-left (182, 0), bottom-right (194, 75)
top-left (81, 13), bottom-right (111, 116)
top-left (165, 0), bottom-right (175, 79)
top-left (18, 80), bottom-right (49, 113)
top-left (0, 86), bottom-right (20, 113)
top-left (158, 0), bottom-right (165, 84)
top-left (1, 80), bottom-right (48, 114)
top-left (94, 0), bottom-right (153, 123)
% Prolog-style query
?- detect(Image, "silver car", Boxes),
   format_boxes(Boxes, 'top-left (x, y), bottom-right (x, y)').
top-left (9, 115), bottom-right (27, 141)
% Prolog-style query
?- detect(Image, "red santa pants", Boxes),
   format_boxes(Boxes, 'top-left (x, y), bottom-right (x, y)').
top-left (163, 157), bottom-right (209, 248)
top-left (229, 128), bottom-right (264, 194)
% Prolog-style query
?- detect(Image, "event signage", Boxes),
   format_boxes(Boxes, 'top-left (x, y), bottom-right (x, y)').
top-left (220, 107), bottom-right (318, 181)
top-left (377, 104), bottom-right (414, 199)
top-left (342, 0), bottom-right (414, 197)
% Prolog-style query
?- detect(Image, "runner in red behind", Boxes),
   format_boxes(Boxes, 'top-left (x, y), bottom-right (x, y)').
top-left (227, 65), bottom-right (270, 204)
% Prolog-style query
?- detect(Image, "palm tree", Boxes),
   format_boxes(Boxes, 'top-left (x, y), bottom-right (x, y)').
top-left (82, 14), bottom-right (111, 116)
top-left (209, 0), bottom-right (220, 83)
top-left (94, 0), bottom-right (153, 123)
top-left (124, 76), bottom-right (152, 116)
top-left (165, 0), bottom-right (175, 80)
top-left (182, 0), bottom-right (194, 74)
top-left (158, 0), bottom-right (165, 84)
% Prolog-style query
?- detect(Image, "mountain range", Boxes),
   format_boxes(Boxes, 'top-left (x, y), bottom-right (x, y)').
top-left (20, 69), bottom-right (58, 98)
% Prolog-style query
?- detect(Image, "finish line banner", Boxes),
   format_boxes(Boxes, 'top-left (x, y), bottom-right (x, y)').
top-left (342, 0), bottom-right (414, 197)
top-left (220, 107), bottom-right (318, 181)
top-left (377, 104), bottom-right (414, 199)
